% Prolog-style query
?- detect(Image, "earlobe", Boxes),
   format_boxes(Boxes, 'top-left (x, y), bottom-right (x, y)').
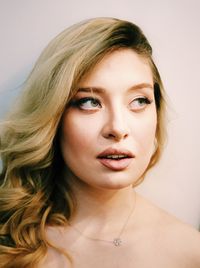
top-left (152, 138), bottom-right (158, 156)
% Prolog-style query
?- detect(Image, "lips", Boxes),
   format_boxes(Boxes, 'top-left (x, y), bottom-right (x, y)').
top-left (97, 148), bottom-right (134, 171)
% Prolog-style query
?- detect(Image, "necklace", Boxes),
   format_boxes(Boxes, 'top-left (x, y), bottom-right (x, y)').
top-left (69, 192), bottom-right (136, 247)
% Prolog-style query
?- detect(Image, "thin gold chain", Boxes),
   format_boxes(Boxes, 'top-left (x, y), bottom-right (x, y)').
top-left (69, 192), bottom-right (137, 246)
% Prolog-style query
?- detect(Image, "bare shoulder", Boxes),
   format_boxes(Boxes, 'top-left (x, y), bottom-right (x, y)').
top-left (37, 248), bottom-right (69, 268)
top-left (37, 226), bottom-right (72, 268)
top-left (136, 193), bottom-right (200, 266)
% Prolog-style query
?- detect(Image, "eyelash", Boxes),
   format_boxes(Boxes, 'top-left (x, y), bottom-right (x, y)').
top-left (130, 97), bottom-right (152, 110)
top-left (70, 97), bottom-right (101, 109)
top-left (69, 96), bottom-right (152, 111)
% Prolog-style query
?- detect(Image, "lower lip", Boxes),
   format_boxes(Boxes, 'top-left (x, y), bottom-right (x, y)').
top-left (98, 158), bottom-right (133, 171)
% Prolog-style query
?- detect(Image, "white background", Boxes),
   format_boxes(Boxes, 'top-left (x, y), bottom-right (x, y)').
top-left (0, 0), bottom-right (200, 228)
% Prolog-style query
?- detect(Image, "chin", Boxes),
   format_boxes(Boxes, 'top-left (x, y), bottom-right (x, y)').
top-left (95, 176), bottom-right (135, 190)
top-left (103, 184), bottom-right (132, 190)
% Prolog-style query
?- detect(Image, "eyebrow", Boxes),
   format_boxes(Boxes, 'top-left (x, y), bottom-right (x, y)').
top-left (77, 83), bottom-right (153, 94)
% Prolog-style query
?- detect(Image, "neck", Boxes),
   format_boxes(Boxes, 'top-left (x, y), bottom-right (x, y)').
top-left (68, 174), bottom-right (136, 236)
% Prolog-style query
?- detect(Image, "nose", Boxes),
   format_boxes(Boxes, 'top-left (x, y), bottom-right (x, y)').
top-left (101, 107), bottom-right (130, 141)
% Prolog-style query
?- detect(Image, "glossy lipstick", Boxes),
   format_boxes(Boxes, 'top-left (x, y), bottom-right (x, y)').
top-left (97, 148), bottom-right (134, 171)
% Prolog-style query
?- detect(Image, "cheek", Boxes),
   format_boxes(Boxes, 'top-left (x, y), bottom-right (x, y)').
top-left (132, 112), bottom-right (157, 153)
top-left (60, 112), bottom-right (99, 155)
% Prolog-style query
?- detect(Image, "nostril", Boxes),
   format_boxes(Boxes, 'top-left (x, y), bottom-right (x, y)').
top-left (101, 118), bottom-right (130, 141)
top-left (104, 131), bottom-right (129, 141)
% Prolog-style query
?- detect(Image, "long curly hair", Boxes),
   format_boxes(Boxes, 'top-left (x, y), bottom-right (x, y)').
top-left (0, 17), bottom-right (166, 267)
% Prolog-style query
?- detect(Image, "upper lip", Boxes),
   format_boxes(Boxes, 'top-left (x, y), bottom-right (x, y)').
top-left (97, 148), bottom-right (135, 158)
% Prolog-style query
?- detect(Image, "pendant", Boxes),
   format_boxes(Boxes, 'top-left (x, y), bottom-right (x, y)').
top-left (113, 238), bottom-right (122, 246)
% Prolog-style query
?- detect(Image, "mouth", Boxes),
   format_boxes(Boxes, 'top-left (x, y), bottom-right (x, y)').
top-left (97, 148), bottom-right (134, 171)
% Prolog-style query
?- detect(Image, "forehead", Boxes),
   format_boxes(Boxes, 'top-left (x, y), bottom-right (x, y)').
top-left (79, 49), bottom-right (153, 90)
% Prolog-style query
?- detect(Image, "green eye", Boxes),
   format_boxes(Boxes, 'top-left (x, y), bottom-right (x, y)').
top-left (129, 97), bottom-right (152, 111)
top-left (70, 97), bottom-right (101, 110)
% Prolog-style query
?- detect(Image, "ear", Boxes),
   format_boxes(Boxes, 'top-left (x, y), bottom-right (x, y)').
top-left (151, 138), bottom-right (158, 156)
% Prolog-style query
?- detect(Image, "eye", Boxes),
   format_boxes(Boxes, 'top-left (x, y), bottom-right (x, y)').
top-left (70, 97), bottom-right (102, 110)
top-left (129, 97), bottom-right (152, 111)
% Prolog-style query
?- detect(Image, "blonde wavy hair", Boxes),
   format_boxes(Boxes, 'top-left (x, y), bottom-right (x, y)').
top-left (0, 17), bottom-right (166, 267)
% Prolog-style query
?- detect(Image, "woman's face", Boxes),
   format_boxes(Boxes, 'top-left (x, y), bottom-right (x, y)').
top-left (60, 49), bottom-right (157, 190)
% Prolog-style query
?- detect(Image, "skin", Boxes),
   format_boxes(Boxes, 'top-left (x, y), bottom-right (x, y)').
top-left (60, 48), bottom-right (157, 191)
top-left (39, 49), bottom-right (200, 268)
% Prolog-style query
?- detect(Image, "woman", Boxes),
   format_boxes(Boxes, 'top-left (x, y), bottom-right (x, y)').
top-left (0, 17), bottom-right (200, 268)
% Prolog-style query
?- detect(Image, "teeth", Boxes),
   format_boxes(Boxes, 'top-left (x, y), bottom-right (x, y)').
top-left (106, 154), bottom-right (127, 159)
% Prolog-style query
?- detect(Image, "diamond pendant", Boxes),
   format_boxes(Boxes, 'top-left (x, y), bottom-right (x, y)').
top-left (113, 238), bottom-right (122, 246)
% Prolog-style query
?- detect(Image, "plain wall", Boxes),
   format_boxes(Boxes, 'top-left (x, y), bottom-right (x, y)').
top-left (0, 0), bottom-right (200, 228)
